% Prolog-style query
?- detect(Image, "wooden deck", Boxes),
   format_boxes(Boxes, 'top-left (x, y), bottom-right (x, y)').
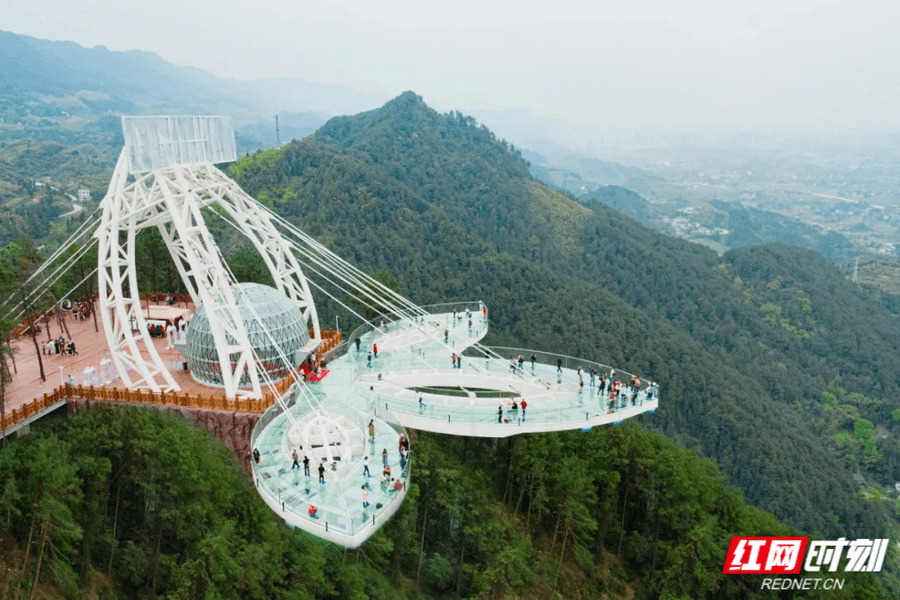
top-left (2, 298), bottom-right (343, 432)
top-left (3, 300), bottom-right (228, 415)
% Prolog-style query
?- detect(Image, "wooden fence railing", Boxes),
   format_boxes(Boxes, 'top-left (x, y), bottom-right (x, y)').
top-left (1, 327), bottom-right (343, 433)
top-left (317, 329), bottom-right (342, 354)
top-left (0, 382), bottom-right (283, 432)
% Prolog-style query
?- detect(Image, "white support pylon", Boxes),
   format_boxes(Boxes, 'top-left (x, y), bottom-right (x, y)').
top-left (96, 151), bottom-right (179, 393)
top-left (95, 149), bottom-right (320, 399)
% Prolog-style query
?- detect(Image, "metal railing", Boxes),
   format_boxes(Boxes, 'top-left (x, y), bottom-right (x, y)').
top-left (464, 346), bottom-right (654, 388)
top-left (250, 384), bottom-right (411, 543)
top-left (375, 377), bottom-right (654, 427)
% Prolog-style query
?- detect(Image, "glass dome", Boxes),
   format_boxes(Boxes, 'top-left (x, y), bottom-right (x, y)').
top-left (184, 282), bottom-right (310, 387)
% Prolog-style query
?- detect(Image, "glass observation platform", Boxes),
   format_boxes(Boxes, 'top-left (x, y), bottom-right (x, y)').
top-left (250, 301), bottom-right (658, 547)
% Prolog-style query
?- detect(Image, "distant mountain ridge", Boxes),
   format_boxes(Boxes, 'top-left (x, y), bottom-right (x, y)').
top-left (0, 29), bottom-right (379, 142)
top-left (0, 29), bottom-right (380, 242)
top-left (0, 30), bottom-right (252, 117)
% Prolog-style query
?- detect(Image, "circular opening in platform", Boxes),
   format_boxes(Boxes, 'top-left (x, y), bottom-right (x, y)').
top-left (286, 409), bottom-right (366, 479)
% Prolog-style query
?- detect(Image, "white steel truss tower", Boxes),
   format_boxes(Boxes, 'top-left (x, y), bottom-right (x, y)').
top-left (94, 117), bottom-right (320, 399)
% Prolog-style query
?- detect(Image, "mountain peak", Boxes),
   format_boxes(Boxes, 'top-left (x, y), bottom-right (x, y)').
top-left (313, 92), bottom-right (531, 193)
top-left (388, 90), bottom-right (425, 107)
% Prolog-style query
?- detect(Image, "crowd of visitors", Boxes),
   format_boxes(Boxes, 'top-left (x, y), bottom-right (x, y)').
top-left (42, 336), bottom-right (77, 356)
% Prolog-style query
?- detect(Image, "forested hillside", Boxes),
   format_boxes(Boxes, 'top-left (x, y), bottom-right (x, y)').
top-left (228, 93), bottom-right (900, 559)
top-left (1, 406), bottom-right (888, 599)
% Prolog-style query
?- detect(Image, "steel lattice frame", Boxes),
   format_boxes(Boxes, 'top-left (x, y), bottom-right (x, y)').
top-left (95, 149), bottom-right (320, 399)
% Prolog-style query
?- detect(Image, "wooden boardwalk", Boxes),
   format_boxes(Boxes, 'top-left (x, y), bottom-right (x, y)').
top-left (3, 300), bottom-right (213, 415)
top-left (2, 299), bottom-right (342, 431)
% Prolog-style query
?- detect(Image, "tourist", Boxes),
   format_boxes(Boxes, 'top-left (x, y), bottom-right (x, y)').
top-left (291, 449), bottom-right (300, 470)
top-left (362, 485), bottom-right (369, 509)
top-left (318, 462), bottom-right (326, 484)
top-left (520, 398), bottom-right (527, 420)
top-left (363, 455), bottom-right (370, 477)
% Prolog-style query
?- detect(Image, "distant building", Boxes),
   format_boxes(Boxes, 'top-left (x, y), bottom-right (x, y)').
top-left (78, 189), bottom-right (91, 202)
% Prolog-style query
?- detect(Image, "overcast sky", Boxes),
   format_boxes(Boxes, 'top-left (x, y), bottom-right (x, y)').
top-left (6, 0), bottom-right (899, 133)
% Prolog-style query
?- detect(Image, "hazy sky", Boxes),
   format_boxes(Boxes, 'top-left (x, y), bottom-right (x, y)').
top-left (6, 0), bottom-right (899, 132)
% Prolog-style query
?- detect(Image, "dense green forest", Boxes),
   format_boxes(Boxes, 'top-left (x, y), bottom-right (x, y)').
top-left (1, 406), bottom-right (889, 599)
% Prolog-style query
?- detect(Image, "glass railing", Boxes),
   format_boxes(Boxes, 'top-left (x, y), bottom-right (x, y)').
top-left (326, 302), bottom-right (488, 374)
top-left (325, 336), bottom-right (658, 423)
top-left (371, 382), bottom-right (654, 427)
top-left (314, 310), bottom-right (658, 430)
top-left (331, 301), bottom-right (486, 353)
top-left (464, 346), bottom-right (654, 389)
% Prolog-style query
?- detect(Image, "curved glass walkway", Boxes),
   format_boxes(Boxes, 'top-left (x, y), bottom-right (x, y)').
top-left (251, 302), bottom-right (658, 547)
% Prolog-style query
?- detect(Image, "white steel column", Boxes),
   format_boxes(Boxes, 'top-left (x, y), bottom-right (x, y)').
top-left (96, 150), bottom-right (180, 392)
top-left (155, 165), bottom-right (262, 399)
top-left (201, 167), bottom-right (320, 342)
